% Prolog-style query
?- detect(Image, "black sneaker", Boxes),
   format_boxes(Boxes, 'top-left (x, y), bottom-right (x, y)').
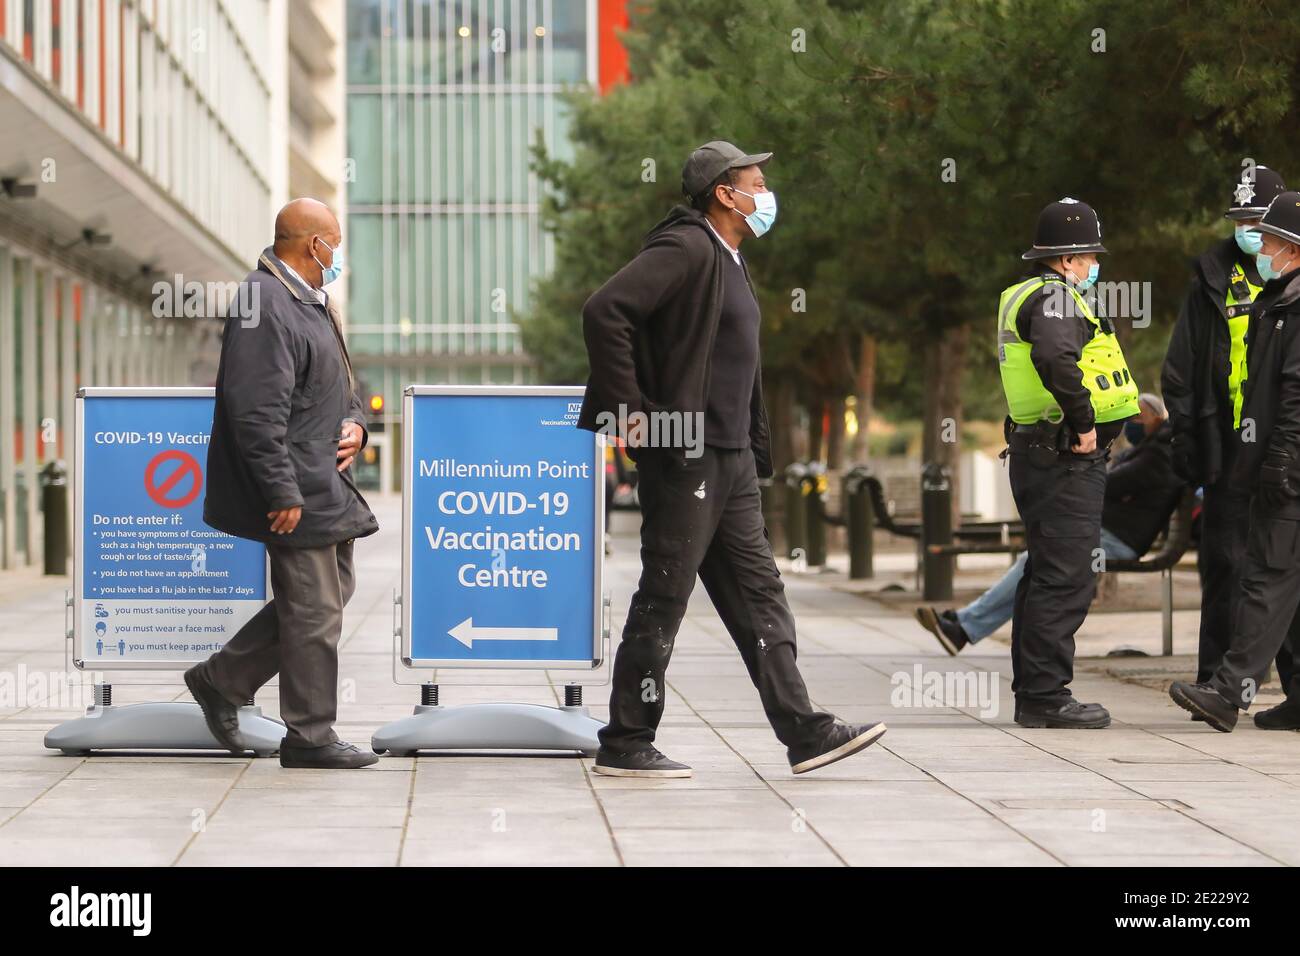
top-left (280, 739), bottom-right (380, 769)
top-left (789, 722), bottom-right (887, 774)
top-left (1254, 698), bottom-right (1300, 731)
top-left (1015, 698), bottom-right (1111, 729)
top-left (592, 747), bottom-right (692, 778)
top-left (1169, 681), bottom-right (1238, 733)
top-left (183, 664), bottom-right (247, 755)
top-left (914, 606), bottom-right (969, 656)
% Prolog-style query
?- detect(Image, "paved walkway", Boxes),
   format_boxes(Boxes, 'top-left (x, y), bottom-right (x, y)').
top-left (1, 494), bottom-right (1297, 866)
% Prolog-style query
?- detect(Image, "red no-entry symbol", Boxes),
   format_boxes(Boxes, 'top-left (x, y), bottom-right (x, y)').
top-left (144, 450), bottom-right (203, 508)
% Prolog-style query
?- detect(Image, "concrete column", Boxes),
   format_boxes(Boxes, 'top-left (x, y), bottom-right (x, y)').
top-left (41, 268), bottom-right (58, 467)
top-left (20, 257), bottom-right (38, 564)
top-left (60, 276), bottom-right (76, 555)
top-left (0, 247), bottom-right (14, 569)
top-left (60, 277), bottom-right (76, 462)
top-left (94, 294), bottom-right (111, 387)
top-left (81, 285), bottom-right (97, 388)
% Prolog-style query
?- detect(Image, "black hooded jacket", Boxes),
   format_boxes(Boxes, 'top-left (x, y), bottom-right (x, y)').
top-left (1100, 421), bottom-right (1184, 555)
top-left (576, 205), bottom-right (774, 478)
top-left (1230, 266), bottom-right (1300, 516)
top-left (1161, 237), bottom-right (1261, 485)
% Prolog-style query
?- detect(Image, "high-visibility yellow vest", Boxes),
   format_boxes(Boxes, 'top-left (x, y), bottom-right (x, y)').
top-left (1225, 261), bottom-right (1261, 430)
top-left (997, 275), bottom-right (1140, 425)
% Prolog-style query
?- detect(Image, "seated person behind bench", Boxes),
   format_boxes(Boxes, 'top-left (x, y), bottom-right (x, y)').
top-left (915, 393), bottom-right (1183, 655)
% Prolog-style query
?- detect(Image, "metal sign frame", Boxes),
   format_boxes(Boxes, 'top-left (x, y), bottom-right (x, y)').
top-left (73, 386), bottom-right (269, 671)
top-left (400, 385), bottom-right (605, 670)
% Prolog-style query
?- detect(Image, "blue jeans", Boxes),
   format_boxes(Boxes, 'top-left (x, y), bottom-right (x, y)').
top-left (955, 527), bottom-right (1138, 642)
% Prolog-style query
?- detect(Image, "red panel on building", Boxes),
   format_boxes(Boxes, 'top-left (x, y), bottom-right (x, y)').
top-left (597, 0), bottom-right (629, 93)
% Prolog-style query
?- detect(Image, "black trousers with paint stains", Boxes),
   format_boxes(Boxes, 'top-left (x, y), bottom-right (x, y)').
top-left (599, 446), bottom-right (835, 756)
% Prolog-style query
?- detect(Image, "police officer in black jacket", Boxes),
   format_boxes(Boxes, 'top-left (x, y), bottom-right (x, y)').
top-left (1171, 191), bottom-right (1300, 732)
top-left (1162, 166), bottom-right (1287, 690)
top-left (577, 142), bottom-right (887, 777)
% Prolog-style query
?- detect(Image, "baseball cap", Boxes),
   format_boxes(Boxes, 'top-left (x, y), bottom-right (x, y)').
top-left (681, 141), bottom-right (773, 200)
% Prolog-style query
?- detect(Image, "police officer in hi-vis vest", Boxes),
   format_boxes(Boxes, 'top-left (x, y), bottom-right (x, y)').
top-left (1162, 166), bottom-right (1287, 699)
top-left (1170, 191), bottom-right (1300, 732)
top-left (998, 198), bottom-right (1140, 729)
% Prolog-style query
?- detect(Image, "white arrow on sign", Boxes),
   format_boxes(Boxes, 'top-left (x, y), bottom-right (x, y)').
top-left (448, 617), bottom-right (558, 649)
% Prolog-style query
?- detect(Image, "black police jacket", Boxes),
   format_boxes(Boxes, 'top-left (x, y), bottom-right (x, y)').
top-left (1161, 237), bottom-right (1259, 485)
top-left (576, 205), bottom-right (774, 478)
top-left (1230, 266), bottom-right (1300, 516)
top-left (203, 249), bottom-right (379, 548)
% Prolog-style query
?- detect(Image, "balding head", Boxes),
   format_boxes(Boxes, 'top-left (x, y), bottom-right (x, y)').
top-left (273, 198), bottom-right (341, 289)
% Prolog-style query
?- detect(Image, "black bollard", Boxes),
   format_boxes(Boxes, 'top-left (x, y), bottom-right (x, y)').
top-left (42, 460), bottom-right (69, 576)
top-left (843, 465), bottom-right (874, 580)
top-left (783, 462), bottom-right (808, 560)
top-left (803, 462), bottom-right (828, 568)
top-left (920, 462), bottom-right (954, 600)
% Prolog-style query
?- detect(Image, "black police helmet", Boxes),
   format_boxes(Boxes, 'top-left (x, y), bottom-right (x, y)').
top-left (1022, 197), bottom-right (1107, 260)
top-left (1225, 165), bottom-right (1287, 220)
top-left (1255, 191), bottom-right (1300, 247)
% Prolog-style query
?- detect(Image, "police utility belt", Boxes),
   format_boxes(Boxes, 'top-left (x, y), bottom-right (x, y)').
top-left (1003, 419), bottom-right (1108, 466)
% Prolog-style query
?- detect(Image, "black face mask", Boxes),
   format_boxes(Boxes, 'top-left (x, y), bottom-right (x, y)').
top-left (1124, 421), bottom-right (1146, 445)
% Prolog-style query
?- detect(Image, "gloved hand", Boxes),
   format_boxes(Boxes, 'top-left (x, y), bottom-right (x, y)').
top-left (1259, 448), bottom-right (1298, 510)
top-left (1170, 432), bottom-right (1201, 485)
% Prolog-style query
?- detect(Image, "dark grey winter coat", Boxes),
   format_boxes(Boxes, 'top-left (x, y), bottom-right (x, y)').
top-left (203, 248), bottom-right (379, 548)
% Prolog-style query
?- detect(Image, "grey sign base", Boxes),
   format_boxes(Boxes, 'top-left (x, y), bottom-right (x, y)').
top-left (372, 702), bottom-right (602, 757)
top-left (44, 702), bottom-right (286, 757)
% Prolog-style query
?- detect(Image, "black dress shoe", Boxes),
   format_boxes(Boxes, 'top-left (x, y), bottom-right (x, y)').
top-left (1254, 698), bottom-right (1300, 731)
top-left (593, 747), bottom-right (692, 778)
top-left (788, 721), bottom-right (887, 774)
top-left (183, 664), bottom-right (247, 754)
top-left (1015, 698), bottom-right (1111, 729)
top-left (280, 739), bottom-right (379, 769)
top-left (915, 606), bottom-right (969, 656)
top-left (1169, 681), bottom-right (1238, 733)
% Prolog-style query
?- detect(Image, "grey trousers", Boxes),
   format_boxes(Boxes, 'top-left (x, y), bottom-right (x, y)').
top-left (204, 540), bottom-right (356, 748)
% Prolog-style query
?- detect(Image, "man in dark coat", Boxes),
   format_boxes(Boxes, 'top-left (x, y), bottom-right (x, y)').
top-left (577, 141), bottom-right (886, 778)
top-left (185, 198), bottom-right (380, 769)
top-left (1171, 190), bottom-right (1300, 732)
top-left (1162, 166), bottom-right (1287, 691)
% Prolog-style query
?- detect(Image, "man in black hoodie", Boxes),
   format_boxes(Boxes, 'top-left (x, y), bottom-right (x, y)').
top-left (1170, 191), bottom-right (1300, 732)
top-left (1162, 166), bottom-right (1287, 691)
top-left (577, 142), bottom-right (886, 777)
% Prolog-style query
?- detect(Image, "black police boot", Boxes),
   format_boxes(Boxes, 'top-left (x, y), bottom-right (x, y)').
top-left (280, 739), bottom-right (379, 769)
top-left (1168, 681), bottom-right (1239, 733)
top-left (593, 746), bottom-right (692, 778)
top-left (788, 721), bottom-right (887, 774)
top-left (1015, 698), bottom-right (1111, 729)
top-left (915, 606), bottom-right (970, 656)
top-left (1254, 698), bottom-right (1300, 731)
top-left (183, 664), bottom-right (247, 755)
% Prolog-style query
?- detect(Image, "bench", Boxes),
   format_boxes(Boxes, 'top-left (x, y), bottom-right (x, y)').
top-left (1100, 488), bottom-right (1196, 655)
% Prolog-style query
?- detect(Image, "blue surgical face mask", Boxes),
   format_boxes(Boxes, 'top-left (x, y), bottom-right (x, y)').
top-left (312, 237), bottom-right (345, 285)
top-left (729, 187), bottom-right (777, 238)
top-left (1235, 224), bottom-right (1263, 256)
top-left (1124, 420), bottom-right (1146, 445)
top-left (1257, 245), bottom-right (1296, 282)
top-left (1070, 261), bottom-right (1099, 292)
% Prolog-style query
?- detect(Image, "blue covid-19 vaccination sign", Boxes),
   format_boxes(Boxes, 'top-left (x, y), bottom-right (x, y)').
top-left (78, 389), bottom-right (266, 667)
top-left (404, 388), bottom-right (602, 667)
